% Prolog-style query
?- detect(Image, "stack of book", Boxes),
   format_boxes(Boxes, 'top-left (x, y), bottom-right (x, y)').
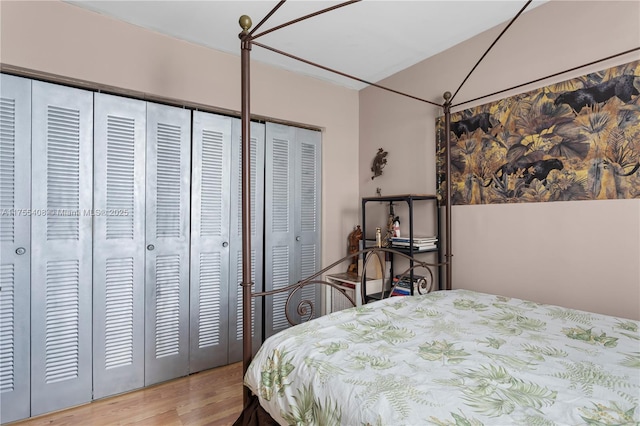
top-left (390, 278), bottom-right (412, 296)
top-left (390, 274), bottom-right (425, 296)
top-left (390, 236), bottom-right (438, 251)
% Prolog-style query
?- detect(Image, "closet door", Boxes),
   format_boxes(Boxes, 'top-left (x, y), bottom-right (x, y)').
top-left (30, 81), bottom-right (94, 416)
top-left (144, 103), bottom-right (191, 386)
top-left (228, 119), bottom-right (265, 362)
top-left (295, 127), bottom-right (322, 321)
top-left (264, 123), bottom-right (321, 338)
top-left (92, 93), bottom-right (146, 399)
top-left (189, 111), bottom-right (232, 373)
top-left (0, 74), bottom-right (31, 424)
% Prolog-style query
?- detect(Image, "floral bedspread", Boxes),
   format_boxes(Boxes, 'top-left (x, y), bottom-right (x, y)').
top-left (244, 289), bottom-right (640, 425)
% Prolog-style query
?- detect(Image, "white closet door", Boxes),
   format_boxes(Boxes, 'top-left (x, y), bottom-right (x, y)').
top-left (0, 74), bottom-right (31, 424)
top-left (30, 81), bottom-right (94, 416)
top-left (189, 111), bottom-right (232, 373)
top-left (295, 127), bottom-right (322, 319)
top-left (92, 93), bottom-right (146, 399)
top-left (265, 123), bottom-right (296, 338)
top-left (228, 119), bottom-right (265, 362)
top-left (264, 123), bottom-right (321, 338)
top-left (144, 103), bottom-right (191, 386)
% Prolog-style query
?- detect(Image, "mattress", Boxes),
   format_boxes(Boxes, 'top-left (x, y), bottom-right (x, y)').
top-left (244, 289), bottom-right (639, 425)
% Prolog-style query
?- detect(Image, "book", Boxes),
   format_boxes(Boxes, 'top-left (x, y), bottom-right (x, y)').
top-left (391, 236), bottom-right (438, 251)
top-left (391, 235), bottom-right (437, 241)
top-left (395, 273), bottom-right (426, 281)
top-left (391, 241), bottom-right (437, 247)
top-left (391, 243), bottom-right (437, 251)
top-left (392, 247), bottom-right (437, 253)
top-left (391, 285), bottom-right (411, 296)
top-left (390, 236), bottom-right (437, 244)
top-left (390, 276), bottom-right (418, 296)
top-left (391, 288), bottom-right (410, 296)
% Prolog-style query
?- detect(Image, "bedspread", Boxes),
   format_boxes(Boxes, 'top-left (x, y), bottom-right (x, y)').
top-left (244, 289), bottom-right (640, 425)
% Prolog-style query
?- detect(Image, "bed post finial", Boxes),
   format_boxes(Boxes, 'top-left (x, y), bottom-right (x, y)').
top-left (443, 91), bottom-right (452, 103)
top-left (239, 15), bottom-right (252, 33)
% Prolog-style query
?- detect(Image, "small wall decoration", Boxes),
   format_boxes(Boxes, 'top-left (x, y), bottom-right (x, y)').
top-left (371, 148), bottom-right (388, 180)
top-left (436, 60), bottom-right (640, 205)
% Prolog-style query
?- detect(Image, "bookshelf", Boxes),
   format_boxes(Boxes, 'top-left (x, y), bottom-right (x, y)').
top-left (361, 194), bottom-right (441, 302)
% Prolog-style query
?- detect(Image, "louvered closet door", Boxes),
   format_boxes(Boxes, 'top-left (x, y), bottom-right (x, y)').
top-left (92, 93), bottom-right (146, 399)
top-left (144, 103), bottom-right (191, 386)
top-left (294, 127), bottom-right (322, 322)
top-left (228, 119), bottom-right (264, 362)
top-left (264, 123), bottom-right (321, 338)
top-left (0, 74), bottom-right (31, 424)
top-left (30, 81), bottom-right (93, 416)
top-left (265, 123), bottom-right (296, 338)
top-left (189, 111), bottom-right (232, 373)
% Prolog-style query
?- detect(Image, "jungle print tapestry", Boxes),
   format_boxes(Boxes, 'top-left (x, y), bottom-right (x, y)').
top-left (436, 60), bottom-right (640, 205)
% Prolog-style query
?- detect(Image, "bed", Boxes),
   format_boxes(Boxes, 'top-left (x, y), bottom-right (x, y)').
top-left (233, 1), bottom-right (640, 425)
top-left (245, 289), bottom-right (640, 425)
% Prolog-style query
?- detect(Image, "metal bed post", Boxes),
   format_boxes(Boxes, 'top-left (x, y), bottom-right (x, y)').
top-left (443, 91), bottom-right (453, 291)
top-left (238, 14), bottom-right (253, 405)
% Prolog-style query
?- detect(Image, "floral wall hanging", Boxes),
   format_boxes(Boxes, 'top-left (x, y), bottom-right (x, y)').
top-left (436, 60), bottom-right (640, 205)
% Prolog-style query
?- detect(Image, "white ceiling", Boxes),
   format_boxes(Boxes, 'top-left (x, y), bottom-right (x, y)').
top-left (66, 0), bottom-right (548, 90)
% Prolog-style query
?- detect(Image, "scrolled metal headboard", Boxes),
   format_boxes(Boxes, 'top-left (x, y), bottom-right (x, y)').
top-left (252, 246), bottom-right (443, 327)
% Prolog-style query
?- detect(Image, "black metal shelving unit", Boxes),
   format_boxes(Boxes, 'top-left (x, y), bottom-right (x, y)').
top-left (361, 194), bottom-right (441, 302)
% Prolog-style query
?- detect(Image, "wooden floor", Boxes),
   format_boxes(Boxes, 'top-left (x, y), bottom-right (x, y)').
top-left (11, 362), bottom-right (244, 426)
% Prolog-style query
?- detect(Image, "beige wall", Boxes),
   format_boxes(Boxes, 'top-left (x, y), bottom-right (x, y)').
top-left (2, 1), bottom-right (638, 319)
top-left (360, 0), bottom-right (640, 319)
top-left (0, 0), bottom-right (360, 276)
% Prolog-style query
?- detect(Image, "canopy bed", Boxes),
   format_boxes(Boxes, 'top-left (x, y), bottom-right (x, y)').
top-left (233, 1), bottom-right (640, 424)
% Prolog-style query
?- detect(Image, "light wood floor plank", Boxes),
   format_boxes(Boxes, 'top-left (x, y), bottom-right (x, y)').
top-left (10, 363), bottom-right (244, 426)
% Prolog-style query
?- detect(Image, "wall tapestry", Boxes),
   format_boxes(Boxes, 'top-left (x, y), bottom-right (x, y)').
top-left (436, 60), bottom-right (640, 205)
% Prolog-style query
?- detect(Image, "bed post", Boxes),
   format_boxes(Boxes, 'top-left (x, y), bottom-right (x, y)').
top-left (239, 14), bottom-right (253, 405)
top-left (443, 91), bottom-right (453, 290)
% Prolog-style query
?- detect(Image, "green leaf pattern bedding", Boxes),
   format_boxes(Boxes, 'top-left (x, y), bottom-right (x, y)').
top-left (244, 290), bottom-right (640, 425)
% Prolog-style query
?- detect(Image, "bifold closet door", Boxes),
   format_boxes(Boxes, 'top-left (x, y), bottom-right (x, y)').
top-left (0, 74), bottom-right (32, 424)
top-left (228, 119), bottom-right (265, 362)
top-left (188, 111), bottom-right (232, 373)
top-left (92, 93), bottom-right (146, 399)
top-left (144, 103), bottom-right (191, 386)
top-left (264, 123), bottom-right (321, 339)
top-left (30, 81), bottom-right (94, 416)
top-left (295, 127), bottom-right (322, 320)
top-left (189, 114), bottom-right (266, 370)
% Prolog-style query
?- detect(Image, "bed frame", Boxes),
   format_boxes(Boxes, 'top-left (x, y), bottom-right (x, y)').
top-left (235, 0), bottom-right (639, 407)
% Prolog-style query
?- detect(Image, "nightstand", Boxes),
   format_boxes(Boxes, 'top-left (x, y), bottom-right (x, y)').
top-left (326, 272), bottom-right (383, 312)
